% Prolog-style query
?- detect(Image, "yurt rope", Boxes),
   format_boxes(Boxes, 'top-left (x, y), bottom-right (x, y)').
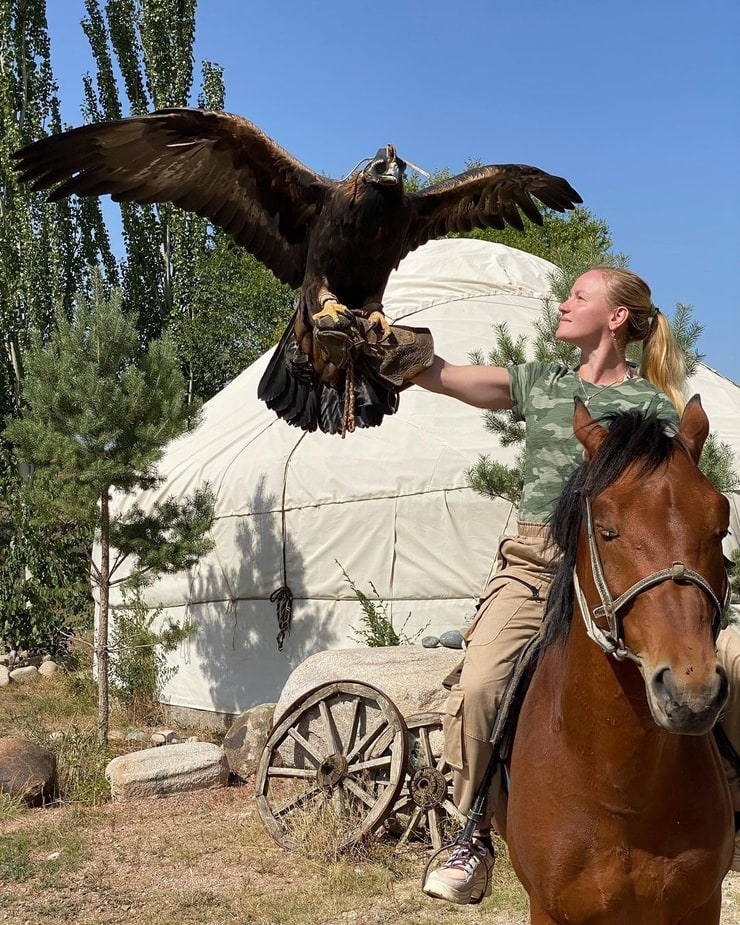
top-left (272, 432), bottom-right (307, 650)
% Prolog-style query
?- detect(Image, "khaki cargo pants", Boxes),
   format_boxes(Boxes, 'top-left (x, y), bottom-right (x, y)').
top-left (442, 526), bottom-right (740, 827)
top-left (442, 524), bottom-right (553, 824)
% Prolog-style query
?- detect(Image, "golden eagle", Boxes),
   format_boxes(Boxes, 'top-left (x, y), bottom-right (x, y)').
top-left (13, 108), bottom-right (582, 435)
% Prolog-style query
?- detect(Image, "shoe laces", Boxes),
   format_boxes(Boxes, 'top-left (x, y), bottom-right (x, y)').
top-left (444, 839), bottom-right (490, 875)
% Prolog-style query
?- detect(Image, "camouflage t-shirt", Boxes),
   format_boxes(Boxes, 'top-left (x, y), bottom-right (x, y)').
top-left (508, 362), bottom-right (680, 524)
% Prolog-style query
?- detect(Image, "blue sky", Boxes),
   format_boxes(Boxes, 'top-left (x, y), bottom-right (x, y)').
top-left (45, 1), bottom-right (739, 381)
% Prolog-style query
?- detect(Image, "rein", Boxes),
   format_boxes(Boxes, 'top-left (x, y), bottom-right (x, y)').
top-left (573, 494), bottom-right (731, 664)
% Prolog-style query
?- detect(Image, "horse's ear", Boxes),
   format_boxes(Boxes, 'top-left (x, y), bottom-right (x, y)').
top-left (573, 396), bottom-right (608, 459)
top-left (678, 394), bottom-right (709, 463)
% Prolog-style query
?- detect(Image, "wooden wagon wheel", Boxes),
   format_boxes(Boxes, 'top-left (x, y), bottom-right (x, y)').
top-left (386, 712), bottom-right (465, 849)
top-left (255, 680), bottom-right (408, 852)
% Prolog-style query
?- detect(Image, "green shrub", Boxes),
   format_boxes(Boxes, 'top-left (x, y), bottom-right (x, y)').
top-left (109, 589), bottom-right (196, 723)
top-left (338, 562), bottom-right (425, 647)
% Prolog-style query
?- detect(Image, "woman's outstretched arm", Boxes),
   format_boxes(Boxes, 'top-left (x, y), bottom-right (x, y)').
top-left (412, 356), bottom-right (513, 410)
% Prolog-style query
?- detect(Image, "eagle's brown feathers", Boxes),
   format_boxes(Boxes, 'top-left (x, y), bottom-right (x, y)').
top-left (13, 108), bottom-right (582, 434)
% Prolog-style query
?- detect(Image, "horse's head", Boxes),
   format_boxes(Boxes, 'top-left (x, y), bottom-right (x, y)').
top-left (569, 395), bottom-right (730, 735)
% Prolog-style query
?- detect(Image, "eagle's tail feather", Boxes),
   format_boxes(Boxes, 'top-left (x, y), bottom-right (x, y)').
top-left (258, 323), bottom-right (399, 435)
top-left (318, 370), bottom-right (398, 435)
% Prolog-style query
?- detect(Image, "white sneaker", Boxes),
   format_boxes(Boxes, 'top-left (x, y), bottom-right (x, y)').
top-left (423, 838), bottom-right (495, 905)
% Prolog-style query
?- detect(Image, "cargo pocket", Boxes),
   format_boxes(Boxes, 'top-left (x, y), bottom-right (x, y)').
top-left (442, 658), bottom-right (464, 690)
top-left (441, 688), bottom-right (465, 770)
top-left (463, 580), bottom-right (506, 642)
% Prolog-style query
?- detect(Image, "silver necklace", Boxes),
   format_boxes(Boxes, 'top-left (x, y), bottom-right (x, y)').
top-left (578, 367), bottom-right (632, 406)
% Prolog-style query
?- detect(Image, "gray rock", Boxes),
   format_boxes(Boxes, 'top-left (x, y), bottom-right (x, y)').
top-left (38, 660), bottom-right (58, 678)
top-left (439, 630), bottom-right (464, 649)
top-left (222, 703), bottom-right (275, 781)
top-left (0, 737), bottom-right (56, 804)
top-left (274, 646), bottom-right (461, 724)
top-left (125, 729), bottom-right (148, 743)
top-left (105, 741), bottom-right (228, 802)
top-left (0, 665), bottom-right (9, 687)
top-left (150, 729), bottom-right (180, 746)
top-left (421, 636), bottom-right (440, 648)
top-left (9, 666), bottom-right (40, 684)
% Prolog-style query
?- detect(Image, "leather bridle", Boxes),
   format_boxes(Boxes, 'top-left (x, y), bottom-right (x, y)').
top-left (572, 494), bottom-right (731, 665)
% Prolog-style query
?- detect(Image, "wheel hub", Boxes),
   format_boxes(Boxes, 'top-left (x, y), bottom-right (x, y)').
top-left (317, 753), bottom-right (348, 788)
top-left (409, 766), bottom-right (447, 808)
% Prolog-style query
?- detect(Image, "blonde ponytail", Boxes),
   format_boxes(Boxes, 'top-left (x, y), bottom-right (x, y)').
top-left (640, 311), bottom-right (686, 414)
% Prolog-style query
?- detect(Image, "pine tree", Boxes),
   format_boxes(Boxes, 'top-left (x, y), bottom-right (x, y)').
top-left (5, 278), bottom-right (215, 742)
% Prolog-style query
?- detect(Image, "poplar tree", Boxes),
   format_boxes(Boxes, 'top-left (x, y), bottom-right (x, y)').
top-left (79, 0), bottom-right (294, 397)
top-left (0, 1), bottom-right (290, 651)
top-left (0, 0), bottom-right (111, 646)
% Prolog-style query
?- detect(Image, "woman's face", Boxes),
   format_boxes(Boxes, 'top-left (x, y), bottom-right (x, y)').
top-left (555, 270), bottom-right (615, 347)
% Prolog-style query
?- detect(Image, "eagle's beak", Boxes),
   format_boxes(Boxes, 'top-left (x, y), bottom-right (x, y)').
top-left (379, 161), bottom-right (401, 184)
top-left (364, 145), bottom-right (404, 185)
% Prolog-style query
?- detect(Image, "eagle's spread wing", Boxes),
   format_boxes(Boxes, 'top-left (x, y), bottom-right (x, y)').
top-left (402, 164), bottom-right (582, 260)
top-left (12, 108), bottom-right (333, 289)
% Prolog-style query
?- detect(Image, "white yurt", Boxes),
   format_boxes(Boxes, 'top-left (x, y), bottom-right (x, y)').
top-left (99, 240), bottom-right (740, 721)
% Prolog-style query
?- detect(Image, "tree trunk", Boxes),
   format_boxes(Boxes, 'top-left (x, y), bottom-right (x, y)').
top-left (97, 489), bottom-right (111, 745)
top-left (6, 331), bottom-right (23, 414)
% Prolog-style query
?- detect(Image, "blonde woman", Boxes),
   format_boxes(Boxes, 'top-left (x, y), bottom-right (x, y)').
top-left (414, 266), bottom-right (740, 904)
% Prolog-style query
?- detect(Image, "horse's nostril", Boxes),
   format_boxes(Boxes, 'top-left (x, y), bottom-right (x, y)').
top-left (651, 666), bottom-right (672, 700)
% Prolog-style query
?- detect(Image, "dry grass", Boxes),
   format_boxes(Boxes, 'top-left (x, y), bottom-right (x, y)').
top-left (1, 785), bottom-right (737, 925)
top-left (0, 784), bottom-right (533, 925)
top-left (1, 673), bottom-right (739, 924)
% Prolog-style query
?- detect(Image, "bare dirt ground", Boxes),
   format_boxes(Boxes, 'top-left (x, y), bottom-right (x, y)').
top-left (1, 782), bottom-right (738, 925)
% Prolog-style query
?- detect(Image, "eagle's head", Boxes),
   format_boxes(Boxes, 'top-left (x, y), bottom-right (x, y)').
top-left (362, 145), bottom-right (406, 187)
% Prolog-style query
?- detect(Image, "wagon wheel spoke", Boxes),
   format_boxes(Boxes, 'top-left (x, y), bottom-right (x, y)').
top-left (344, 695), bottom-right (362, 754)
top-left (397, 805), bottom-right (423, 846)
top-left (416, 725), bottom-right (435, 767)
top-left (266, 765), bottom-right (316, 780)
top-left (343, 775), bottom-right (380, 808)
top-left (442, 798), bottom-right (461, 817)
top-left (255, 680), bottom-right (408, 853)
top-left (285, 727), bottom-right (324, 766)
top-left (273, 785), bottom-right (323, 818)
top-left (349, 755), bottom-right (393, 774)
top-left (332, 781), bottom-right (347, 817)
top-left (346, 718), bottom-right (389, 763)
top-left (319, 697), bottom-right (342, 756)
top-left (427, 806), bottom-right (442, 848)
top-left (389, 713), bottom-right (462, 850)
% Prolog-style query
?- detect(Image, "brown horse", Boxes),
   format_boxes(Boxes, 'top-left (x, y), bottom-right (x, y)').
top-left (501, 396), bottom-right (734, 925)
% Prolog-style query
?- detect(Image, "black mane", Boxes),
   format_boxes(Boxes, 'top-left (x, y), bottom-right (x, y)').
top-left (542, 408), bottom-right (678, 648)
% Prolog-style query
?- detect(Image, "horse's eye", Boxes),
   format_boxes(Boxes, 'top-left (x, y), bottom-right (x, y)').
top-left (599, 527), bottom-right (619, 540)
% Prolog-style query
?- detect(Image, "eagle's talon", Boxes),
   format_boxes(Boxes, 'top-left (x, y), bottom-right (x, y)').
top-left (312, 299), bottom-right (351, 328)
top-left (366, 310), bottom-right (392, 338)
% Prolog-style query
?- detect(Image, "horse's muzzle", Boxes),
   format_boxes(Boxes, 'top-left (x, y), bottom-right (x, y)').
top-left (647, 663), bottom-right (729, 734)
